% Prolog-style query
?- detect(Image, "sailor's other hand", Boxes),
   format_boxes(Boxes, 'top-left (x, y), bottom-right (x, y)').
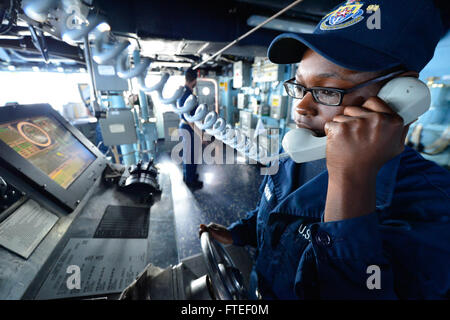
top-left (199, 223), bottom-right (233, 244)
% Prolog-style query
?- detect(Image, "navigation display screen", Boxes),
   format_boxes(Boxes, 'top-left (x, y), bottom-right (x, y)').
top-left (0, 116), bottom-right (96, 189)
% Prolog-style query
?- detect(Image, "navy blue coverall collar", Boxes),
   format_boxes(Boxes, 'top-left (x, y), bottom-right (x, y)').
top-left (269, 150), bottom-right (403, 219)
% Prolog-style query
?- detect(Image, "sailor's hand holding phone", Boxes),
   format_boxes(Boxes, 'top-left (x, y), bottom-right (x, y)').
top-left (322, 77), bottom-right (431, 222)
top-left (324, 96), bottom-right (409, 179)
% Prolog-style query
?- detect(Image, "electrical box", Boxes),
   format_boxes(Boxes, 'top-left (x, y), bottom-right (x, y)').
top-left (92, 61), bottom-right (129, 92)
top-left (240, 110), bottom-right (257, 137)
top-left (249, 96), bottom-right (259, 110)
top-left (163, 112), bottom-right (180, 141)
top-left (254, 104), bottom-right (270, 116)
top-left (237, 93), bottom-right (248, 109)
top-left (99, 109), bottom-right (137, 146)
top-left (233, 61), bottom-right (251, 88)
top-left (270, 95), bottom-right (288, 119)
top-left (257, 130), bottom-right (280, 156)
top-left (197, 79), bottom-right (216, 108)
top-left (252, 58), bottom-right (285, 83)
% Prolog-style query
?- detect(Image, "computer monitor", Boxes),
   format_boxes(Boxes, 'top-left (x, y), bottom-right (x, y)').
top-left (0, 104), bottom-right (107, 212)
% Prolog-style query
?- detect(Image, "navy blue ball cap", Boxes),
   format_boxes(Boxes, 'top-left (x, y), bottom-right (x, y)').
top-left (268, 0), bottom-right (445, 72)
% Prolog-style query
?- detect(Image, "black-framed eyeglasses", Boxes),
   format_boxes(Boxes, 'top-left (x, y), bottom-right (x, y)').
top-left (283, 69), bottom-right (404, 106)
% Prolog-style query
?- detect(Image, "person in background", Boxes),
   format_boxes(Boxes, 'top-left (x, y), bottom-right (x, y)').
top-left (178, 68), bottom-right (203, 189)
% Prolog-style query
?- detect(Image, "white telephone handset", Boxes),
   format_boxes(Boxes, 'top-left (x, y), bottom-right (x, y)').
top-left (282, 77), bottom-right (431, 163)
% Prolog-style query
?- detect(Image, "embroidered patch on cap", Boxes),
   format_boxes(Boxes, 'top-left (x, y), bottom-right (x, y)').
top-left (320, 0), bottom-right (365, 31)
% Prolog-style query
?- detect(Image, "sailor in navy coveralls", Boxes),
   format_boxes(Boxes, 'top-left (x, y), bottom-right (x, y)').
top-left (200, 0), bottom-right (450, 299)
top-left (178, 68), bottom-right (203, 189)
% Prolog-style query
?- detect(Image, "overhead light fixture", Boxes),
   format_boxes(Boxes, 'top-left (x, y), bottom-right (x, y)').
top-left (57, 67), bottom-right (64, 72)
top-left (96, 22), bottom-right (111, 33)
top-left (236, 155), bottom-right (246, 163)
top-left (151, 62), bottom-right (192, 68)
top-left (247, 15), bottom-right (315, 34)
top-left (141, 39), bottom-right (176, 55)
top-left (197, 43), bottom-right (210, 54)
top-left (7, 65), bottom-right (16, 71)
top-left (32, 66), bottom-right (40, 72)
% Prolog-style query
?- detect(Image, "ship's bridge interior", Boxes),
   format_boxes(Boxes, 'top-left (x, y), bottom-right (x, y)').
top-left (0, 0), bottom-right (449, 301)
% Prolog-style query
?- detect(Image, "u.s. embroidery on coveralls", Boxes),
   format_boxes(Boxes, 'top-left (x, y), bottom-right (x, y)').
top-left (228, 146), bottom-right (450, 299)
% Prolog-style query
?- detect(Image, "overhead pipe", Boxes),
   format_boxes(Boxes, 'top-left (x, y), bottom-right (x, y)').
top-left (22, 0), bottom-right (57, 23)
top-left (192, 0), bottom-right (304, 70)
top-left (51, 6), bottom-right (272, 164)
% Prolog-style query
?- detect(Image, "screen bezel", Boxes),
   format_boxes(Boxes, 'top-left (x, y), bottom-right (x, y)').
top-left (0, 104), bottom-right (107, 212)
top-left (77, 83), bottom-right (90, 107)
